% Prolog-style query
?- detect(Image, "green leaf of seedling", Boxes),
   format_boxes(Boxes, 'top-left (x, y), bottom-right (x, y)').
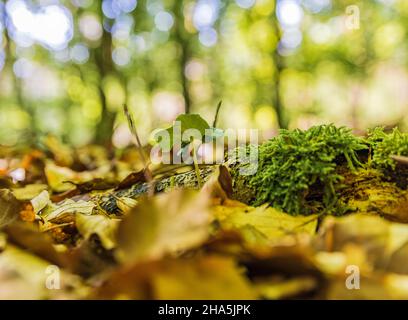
top-left (154, 114), bottom-right (211, 152)
top-left (177, 114), bottom-right (210, 136)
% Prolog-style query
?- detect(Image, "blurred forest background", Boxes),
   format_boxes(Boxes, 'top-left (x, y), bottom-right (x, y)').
top-left (0, 0), bottom-right (407, 148)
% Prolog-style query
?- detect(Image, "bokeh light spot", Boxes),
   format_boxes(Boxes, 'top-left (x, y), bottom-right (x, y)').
top-left (154, 11), bottom-right (174, 32)
top-left (70, 43), bottom-right (90, 64)
top-left (277, 0), bottom-right (303, 27)
top-left (199, 28), bottom-right (218, 47)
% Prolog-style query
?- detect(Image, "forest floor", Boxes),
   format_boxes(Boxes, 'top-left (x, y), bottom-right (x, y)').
top-left (0, 125), bottom-right (408, 300)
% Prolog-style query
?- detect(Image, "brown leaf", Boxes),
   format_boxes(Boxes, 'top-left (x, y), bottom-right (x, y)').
top-left (0, 189), bottom-right (22, 229)
top-left (201, 165), bottom-right (233, 201)
top-left (51, 178), bottom-right (117, 202)
top-left (76, 214), bottom-right (120, 250)
top-left (19, 203), bottom-right (35, 222)
top-left (5, 221), bottom-right (67, 266)
top-left (115, 168), bottom-right (150, 190)
top-left (0, 244), bottom-right (89, 299)
top-left (94, 255), bottom-right (256, 300)
top-left (116, 189), bottom-right (211, 264)
top-left (65, 237), bottom-right (117, 277)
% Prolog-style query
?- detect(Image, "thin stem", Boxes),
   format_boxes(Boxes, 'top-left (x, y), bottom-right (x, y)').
top-left (123, 104), bottom-right (147, 167)
top-left (123, 104), bottom-right (154, 195)
top-left (42, 222), bottom-right (75, 232)
top-left (212, 101), bottom-right (223, 128)
top-left (192, 142), bottom-right (203, 188)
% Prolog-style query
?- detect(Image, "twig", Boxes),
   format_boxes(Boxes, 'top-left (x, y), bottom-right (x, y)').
top-left (123, 104), bottom-right (147, 166)
top-left (123, 104), bottom-right (154, 196)
top-left (42, 222), bottom-right (75, 232)
top-left (391, 155), bottom-right (408, 166)
top-left (192, 142), bottom-right (203, 188)
top-left (212, 100), bottom-right (223, 128)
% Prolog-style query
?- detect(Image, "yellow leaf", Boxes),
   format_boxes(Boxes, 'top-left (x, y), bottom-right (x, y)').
top-left (212, 203), bottom-right (318, 244)
top-left (94, 255), bottom-right (256, 300)
top-left (0, 189), bottom-right (22, 229)
top-left (76, 214), bottom-right (120, 250)
top-left (152, 256), bottom-right (256, 300)
top-left (116, 189), bottom-right (211, 264)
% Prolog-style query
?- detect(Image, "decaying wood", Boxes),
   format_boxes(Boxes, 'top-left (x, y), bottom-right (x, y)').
top-left (99, 166), bottom-right (217, 213)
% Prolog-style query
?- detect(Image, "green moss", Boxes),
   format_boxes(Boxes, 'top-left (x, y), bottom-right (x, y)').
top-left (233, 125), bottom-right (367, 215)
top-left (228, 125), bottom-right (408, 217)
top-left (368, 127), bottom-right (408, 170)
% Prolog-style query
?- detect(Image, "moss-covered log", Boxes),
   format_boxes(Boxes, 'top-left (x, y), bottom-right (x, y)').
top-left (98, 125), bottom-right (408, 217)
top-left (99, 166), bottom-right (217, 213)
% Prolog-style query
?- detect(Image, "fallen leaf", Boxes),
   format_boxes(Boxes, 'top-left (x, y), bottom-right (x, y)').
top-left (116, 197), bottom-right (138, 213)
top-left (43, 134), bottom-right (74, 167)
top-left (0, 244), bottom-right (88, 299)
top-left (314, 214), bottom-right (408, 283)
top-left (201, 165), bottom-right (233, 201)
top-left (0, 189), bottom-right (22, 229)
top-left (385, 191), bottom-right (408, 223)
top-left (76, 214), bottom-right (120, 250)
top-left (45, 161), bottom-right (77, 192)
top-left (152, 256), bottom-right (256, 300)
top-left (12, 184), bottom-right (48, 201)
top-left (19, 203), bottom-right (35, 222)
top-left (31, 190), bottom-right (51, 214)
top-left (116, 189), bottom-right (211, 264)
top-left (45, 161), bottom-right (113, 192)
top-left (115, 168), bottom-right (149, 190)
top-left (51, 178), bottom-right (117, 202)
top-left (254, 275), bottom-right (318, 300)
top-left (212, 203), bottom-right (318, 244)
top-left (41, 198), bottom-right (95, 223)
top-left (94, 255), bottom-right (256, 300)
top-left (314, 214), bottom-right (406, 270)
top-left (5, 221), bottom-right (66, 266)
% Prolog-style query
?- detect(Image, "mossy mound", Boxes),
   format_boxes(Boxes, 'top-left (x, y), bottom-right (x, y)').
top-left (229, 125), bottom-right (408, 217)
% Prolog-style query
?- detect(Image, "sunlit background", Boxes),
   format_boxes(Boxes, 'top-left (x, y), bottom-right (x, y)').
top-left (0, 0), bottom-right (407, 147)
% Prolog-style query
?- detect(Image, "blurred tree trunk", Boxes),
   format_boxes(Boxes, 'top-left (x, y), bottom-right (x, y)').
top-left (272, 50), bottom-right (287, 129)
top-left (94, 9), bottom-right (116, 146)
top-left (350, 24), bottom-right (374, 132)
top-left (271, 15), bottom-right (288, 129)
top-left (172, 0), bottom-right (192, 114)
top-left (3, 13), bottom-right (35, 137)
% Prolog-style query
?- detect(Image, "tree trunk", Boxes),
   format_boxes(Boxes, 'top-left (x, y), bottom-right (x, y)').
top-left (94, 9), bottom-right (116, 146)
top-left (172, 0), bottom-right (192, 114)
top-left (271, 15), bottom-right (287, 129)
